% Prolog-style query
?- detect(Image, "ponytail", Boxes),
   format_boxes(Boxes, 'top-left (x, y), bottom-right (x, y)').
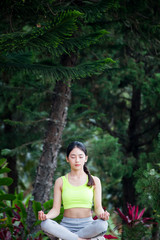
top-left (83, 163), bottom-right (95, 187)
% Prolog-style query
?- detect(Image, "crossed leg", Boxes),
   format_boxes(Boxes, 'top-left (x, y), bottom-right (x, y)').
top-left (41, 219), bottom-right (108, 240)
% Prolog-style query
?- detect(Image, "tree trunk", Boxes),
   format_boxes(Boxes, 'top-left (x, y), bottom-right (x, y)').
top-left (122, 175), bottom-right (136, 211)
top-left (8, 156), bottom-right (18, 194)
top-left (127, 86), bottom-right (141, 158)
top-left (26, 53), bottom-right (76, 232)
top-left (151, 224), bottom-right (159, 240)
top-left (121, 86), bottom-right (141, 239)
top-left (33, 79), bottom-right (71, 203)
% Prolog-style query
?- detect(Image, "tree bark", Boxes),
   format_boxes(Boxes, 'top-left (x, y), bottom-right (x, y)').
top-left (33, 79), bottom-right (71, 203)
top-left (27, 53), bottom-right (76, 231)
top-left (121, 86), bottom-right (141, 239)
top-left (127, 86), bottom-right (141, 158)
top-left (8, 155), bottom-right (18, 194)
top-left (122, 86), bottom-right (141, 212)
top-left (151, 224), bottom-right (159, 240)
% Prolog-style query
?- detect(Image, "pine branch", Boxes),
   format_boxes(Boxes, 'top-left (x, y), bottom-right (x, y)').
top-left (3, 117), bottom-right (66, 127)
top-left (49, 0), bottom-right (120, 23)
top-left (0, 28), bottom-right (109, 58)
top-left (1, 140), bottom-right (43, 157)
top-left (49, 30), bottom-right (109, 57)
top-left (0, 57), bottom-right (115, 80)
top-left (0, 10), bottom-right (82, 53)
top-left (135, 121), bottom-right (160, 148)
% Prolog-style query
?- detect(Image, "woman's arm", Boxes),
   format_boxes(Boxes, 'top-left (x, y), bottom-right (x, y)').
top-left (93, 176), bottom-right (110, 221)
top-left (38, 177), bottom-right (62, 220)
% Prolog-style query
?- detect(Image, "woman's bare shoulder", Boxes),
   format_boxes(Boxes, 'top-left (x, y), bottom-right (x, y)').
top-left (54, 177), bottom-right (63, 188)
top-left (92, 176), bottom-right (101, 185)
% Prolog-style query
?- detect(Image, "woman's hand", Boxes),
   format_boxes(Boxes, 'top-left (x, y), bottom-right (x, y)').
top-left (38, 210), bottom-right (47, 221)
top-left (99, 211), bottom-right (110, 221)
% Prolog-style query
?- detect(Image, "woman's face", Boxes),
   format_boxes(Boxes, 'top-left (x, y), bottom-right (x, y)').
top-left (66, 147), bottom-right (88, 170)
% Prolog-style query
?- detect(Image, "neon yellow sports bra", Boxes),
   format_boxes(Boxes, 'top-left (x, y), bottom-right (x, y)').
top-left (61, 174), bottom-right (94, 210)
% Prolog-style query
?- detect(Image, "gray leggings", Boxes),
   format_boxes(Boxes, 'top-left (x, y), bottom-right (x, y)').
top-left (41, 217), bottom-right (108, 240)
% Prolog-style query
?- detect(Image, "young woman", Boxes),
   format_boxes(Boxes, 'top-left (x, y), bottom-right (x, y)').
top-left (38, 141), bottom-right (110, 240)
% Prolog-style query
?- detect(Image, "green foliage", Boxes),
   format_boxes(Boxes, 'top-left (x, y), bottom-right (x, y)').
top-left (63, 2), bottom-right (160, 219)
top-left (50, 0), bottom-right (120, 23)
top-left (89, 134), bottom-right (123, 178)
top-left (53, 30), bottom-right (109, 56)
top-left (0, 6), bottom-right (112, 79)
top-left (134, 136), bottom-right (160, 224)
top-left (1, 1), bottom-right (160, 238)
top-left (43, 199), bottom-right (53, 211)
top-left (0, 193), bottom-right (44, 239)
top-left (122, 223), bottom-right (151, 240)
top-left (0, 159), bottom-right (16, 202)
top-left (0, 178), bottom-right (13, 187)
top-left (0, 10), bottom-right (82, 54)
top-left (0, 0), bottom-right (115, 198)
top-left (135, 165), bottom-right (160, 223)
top-left (0, 160), bottom-right (40, 238)
top-left (0, 57), bottom-right (115, 80)
top-left (86, 134), bottom-right (124, 207)
top-left (33, 201), bottom-right (42, 220)
top-left (0, 160), bottom-right (49, 239)
top-left (115, 203), bottom-right (156, 240)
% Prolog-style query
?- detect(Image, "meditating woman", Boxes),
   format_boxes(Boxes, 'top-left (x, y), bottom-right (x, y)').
top-left (38, 141), bottom-right (110, 240)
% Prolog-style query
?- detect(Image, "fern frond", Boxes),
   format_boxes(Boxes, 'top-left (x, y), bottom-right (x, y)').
top-left (0, 10), bottom-right (83, 53)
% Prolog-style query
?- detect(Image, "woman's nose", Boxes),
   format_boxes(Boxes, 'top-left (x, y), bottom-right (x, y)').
top-left (75, 157), bottom-right (80, 162)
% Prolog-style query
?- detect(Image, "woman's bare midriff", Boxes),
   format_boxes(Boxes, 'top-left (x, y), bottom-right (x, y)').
top-left (63, 208), bottom-right (92, 218)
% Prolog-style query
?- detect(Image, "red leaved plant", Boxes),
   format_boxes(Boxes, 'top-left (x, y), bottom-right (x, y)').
top-left (0, 204), bottom-right (42, 240)
top-left (115, 203), bottom-right (157, 227)
top-left (104, 234), bottom-right (118, 239)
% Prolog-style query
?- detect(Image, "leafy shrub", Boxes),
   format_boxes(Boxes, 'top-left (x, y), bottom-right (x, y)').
top-left (135, 164), bottom-right (160, 224)
top-left (115, 203), bottom-right (157, 240)
top-left (0, 159), bottom-right (44, 239)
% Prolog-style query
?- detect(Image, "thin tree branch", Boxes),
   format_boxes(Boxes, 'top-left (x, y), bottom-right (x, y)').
top-left (135, 120), bottom-right (160, 140)
top-left (47, 3), bottom-right (57, 16)
top-left (9, 9), bottom-right (14, 32)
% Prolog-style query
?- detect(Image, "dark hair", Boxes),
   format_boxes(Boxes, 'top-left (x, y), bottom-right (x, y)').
top-left (66, 141), bottom-right (95, 187)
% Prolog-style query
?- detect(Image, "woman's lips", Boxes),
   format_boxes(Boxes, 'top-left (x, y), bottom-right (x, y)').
top-left (75, 164), bottom-right (81, 166)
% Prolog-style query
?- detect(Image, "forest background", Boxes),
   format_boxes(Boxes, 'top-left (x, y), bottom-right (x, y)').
top-left (0, 0), bottom-right (160, 240)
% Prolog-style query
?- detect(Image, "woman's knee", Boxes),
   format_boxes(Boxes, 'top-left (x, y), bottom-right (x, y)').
top-left (41, 219), bottom-right (49, 230)
top-left (41, 219), bottom-right (56, 231)
top-left (102, 220), bottom-right (108, 232)
top-left (94, 219), bottom-right (108, 233)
